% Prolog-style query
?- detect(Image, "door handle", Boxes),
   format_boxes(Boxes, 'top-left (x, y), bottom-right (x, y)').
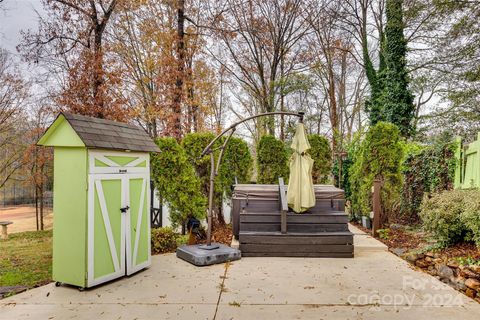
top-left (120, 206), bottom-right (130, 213)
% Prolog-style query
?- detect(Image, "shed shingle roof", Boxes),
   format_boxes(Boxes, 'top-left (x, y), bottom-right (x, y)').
top-left (61, 112), bottom-right (160, 152)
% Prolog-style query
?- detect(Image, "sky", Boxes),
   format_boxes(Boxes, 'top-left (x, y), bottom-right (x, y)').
top-left (0, 0), bottom-right (43, 56)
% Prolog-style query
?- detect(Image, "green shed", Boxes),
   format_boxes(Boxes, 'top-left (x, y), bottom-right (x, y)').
top-left (38, 112), bottom-right (160, 288)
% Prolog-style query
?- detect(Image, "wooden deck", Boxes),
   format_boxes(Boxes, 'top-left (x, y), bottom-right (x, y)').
top-left (232, 183), bottom-right (354, 258)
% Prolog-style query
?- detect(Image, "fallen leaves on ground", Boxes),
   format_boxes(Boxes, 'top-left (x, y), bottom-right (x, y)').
top-left (198, 223), bottom-right (233, 246)
top-left (439, 243), bottom-right (480, 260)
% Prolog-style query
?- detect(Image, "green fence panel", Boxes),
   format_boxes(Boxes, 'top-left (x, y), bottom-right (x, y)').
top-left (455, 132), bottom-right (480, 189)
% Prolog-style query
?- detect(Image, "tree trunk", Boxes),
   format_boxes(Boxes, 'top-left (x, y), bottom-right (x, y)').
top-left (266, 79), bottom-right (276, 136)
top-left (93, 27), bottom-right (105, 116)
top-left (181, 220), bottom-right (186, 235)
top-left (39, 164), bottom-right (45, 230)
top-left (280, 55), bottom-right (285, 141)
top-left (40, 186), bottom-right (44, 231)
top-left (35, 187), bottom-right (39, 231)
top-left (216, 207), bottom-right (226, 226)
top-left (172, 0), bottom-right (185, 139)
top-left (327, 61), bottom-right (338, 157)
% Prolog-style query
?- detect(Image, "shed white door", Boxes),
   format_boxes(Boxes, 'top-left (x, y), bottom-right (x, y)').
top-left (88, 174), bottom-right (126, 287)
top-left (126, 174), bottom-right (151, 275)
top-left (87, 173), bottom-right (151, 287)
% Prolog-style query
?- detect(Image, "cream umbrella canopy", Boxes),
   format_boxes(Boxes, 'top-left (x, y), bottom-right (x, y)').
top-left (287, 123), bottom-right (315, 213)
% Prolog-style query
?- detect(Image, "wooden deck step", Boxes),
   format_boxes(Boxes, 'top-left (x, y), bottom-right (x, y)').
top-left (239, 231), bottom-right (354, 258)
top-left (240, 212), bottom-right (350, 233)
top-left (241, 244), bottom-right (354, 253)
top-left (240, 211), bottom-right (349, 224)
top-left (240, 223), bottom-right (349, 233)
top-left (237, 199), bottom-right (345, 213)
top-left (239, 231), bottom-right (353, 245)
top-left (241, 252), bottom-right (354, 258)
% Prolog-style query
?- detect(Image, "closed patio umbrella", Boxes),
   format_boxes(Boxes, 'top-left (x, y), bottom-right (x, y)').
top-left (287, 123), bottom-right (315, 213)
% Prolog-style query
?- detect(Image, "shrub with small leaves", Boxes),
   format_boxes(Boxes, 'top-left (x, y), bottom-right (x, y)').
top-left (419, 190), bottom-right (470, 247)
top-left (256, 135), bottom-right (289, 184)
top-left (461, 190), bottom-right (480, 247)
top-left (151, 227), bottom-right (183, 254)
top-left (333, 131), bottom-right (364, 201)
top-left (377, 228), bottom-right (391, 240)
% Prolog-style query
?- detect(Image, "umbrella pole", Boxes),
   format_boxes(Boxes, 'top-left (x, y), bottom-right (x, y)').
top-left (207, 152), bottom-right (215, 246)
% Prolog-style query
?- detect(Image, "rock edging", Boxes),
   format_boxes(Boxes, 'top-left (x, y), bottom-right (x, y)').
top-left (399, 250), bottom-right (480, 303)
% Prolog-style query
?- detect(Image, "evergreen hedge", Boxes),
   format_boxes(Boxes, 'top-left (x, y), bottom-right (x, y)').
top-left (308, 134), bottom-right (332, 184)
top-left (151, 137), bottom-right (206, 233)
top-left (349, 122), bottom-right (403, 220)
top-left (181, 132), bottom-right (216, 198)
top-left (218, 136), bottom-right (253, 197)
top-left (182, 132), bottom-right (253, 224)
top-left (257, 135), bottom-right (289, 184)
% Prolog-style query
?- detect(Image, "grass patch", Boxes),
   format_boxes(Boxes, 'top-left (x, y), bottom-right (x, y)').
top-left (0, 230), bottom-right (52, 288)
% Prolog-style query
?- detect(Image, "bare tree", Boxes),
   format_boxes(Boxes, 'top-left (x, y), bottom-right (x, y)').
top-left (23, 106), bottom-right (53, 231)
top-left (19, 0), bottom-right (125, 120)
top-left (0, 49), bottom-right (28, 189)
top-left (307, 1), bottom-right (367, 155)
top-left (211, 0), bottom-right (309, 137)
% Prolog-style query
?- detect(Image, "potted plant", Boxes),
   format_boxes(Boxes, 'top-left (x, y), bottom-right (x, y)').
top-left (362, 214), bottom-right (372, 229)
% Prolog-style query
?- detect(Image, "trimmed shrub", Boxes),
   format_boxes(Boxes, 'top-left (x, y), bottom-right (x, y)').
top-left (151, 227), bottom-right (188, 254)
top-left (182, 133), bottom-right (253, 224)
top-left (308, 134), bottom-right (332, 184)
top-left (182, 132), bottom-right (224, 224)
top-left (349, 122), bottom-right (403, 220)
top-left (420, 190), bottom-right (471, 247)
top-left (218, 137), bottom-right (253, 197)
top-left (181, 132), bottom-right (216, 198)
top-left (151, 137), bottom-right (206, 233)
top-left (333, 156), bottom-right (352, 197)
top-left (334, 132), bottom-right (364, 201)
top-left (257, 135), bottom-right (289, 184)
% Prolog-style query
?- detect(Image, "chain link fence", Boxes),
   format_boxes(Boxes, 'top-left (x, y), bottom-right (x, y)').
top-left (0, 184), bottom-right (52, 209)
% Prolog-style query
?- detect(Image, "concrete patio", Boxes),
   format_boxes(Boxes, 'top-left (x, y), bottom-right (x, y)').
top-left (1, 225), bottom-right (479, 320)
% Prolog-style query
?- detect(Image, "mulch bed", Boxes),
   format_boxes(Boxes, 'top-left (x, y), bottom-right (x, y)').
top-left (380, 228), bottom-right (428, 250)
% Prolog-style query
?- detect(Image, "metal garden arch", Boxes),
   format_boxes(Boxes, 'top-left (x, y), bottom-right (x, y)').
top-left (200, 111), bottom-right (305, 248)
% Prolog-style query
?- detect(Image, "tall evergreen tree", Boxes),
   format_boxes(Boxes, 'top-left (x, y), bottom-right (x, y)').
top-left (364, 31), bottom-right (387, 126)
top-left (383, 0), bottom-right (415, 137)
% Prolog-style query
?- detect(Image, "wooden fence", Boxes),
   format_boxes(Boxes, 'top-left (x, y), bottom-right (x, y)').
top-left (455, 132), bottom-right (480, 189)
